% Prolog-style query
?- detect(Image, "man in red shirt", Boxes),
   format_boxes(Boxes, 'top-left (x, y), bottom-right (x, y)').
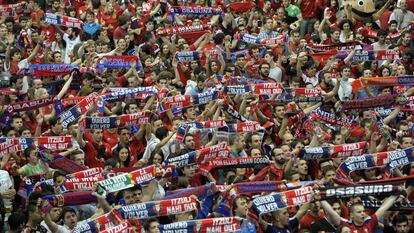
top-left (76, 126), bottom-right (112, 168)
top-left (321, 195), bottom-right (399, 233)
top-left (300, 201), bottom-right (325, 230)
top-left (113, 15), bottom-right (130, 44)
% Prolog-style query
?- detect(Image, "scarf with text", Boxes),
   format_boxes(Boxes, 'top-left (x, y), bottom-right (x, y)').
top-left (386, 22), bottom-right (414, 40)
top-left (159, 217), bottom-right (243, 233)
top-left (156, 24), bottom-right (209, 36)
top-left (299, 142), bottom-right (367, 159)
top-left (352, 76), bottom-right (414, 95)
top-left (66, 167), bottom-right (103, 179)
top-left (119, 197), bottom-right (198, 219)
top-left (336, 148), bottom-right (414, 179)
top-left (84, 112), bottom-right (153, 129)
top-left (72, 209), bottom-right (125, 233)
top-left (60, 92), bottom-right (97, 127)
top-left (312, 109), bottom-right (358, 128)
top-left (0, 2), bottom-right (26, 16)
top-left (316, 184), bottom-right (402, 200)
top-left (221, 99), bottom-right (247, 122)
top-left (252, 186), bottom-right (313, 215)
top-left (2, 96), bottom-right (56, 124)
top-left (170, 6), bottom-right (223, 15)
top-left (200, 156), bottom-right (270, 173)
top-left (240, 34), bottom-right (287, 46)
top-left (306, 42), bottom-right (358, 52)
top-left (165, 143), bottom-right (229, 168)
top-left (336, 49), bottom-right (400, 62)
top-left (362, 199), bottom-right (414, 210)
top-left (176, 51), bottom-right (200, 62)
top-left (96, 56), bottom-right (143, 72)
top-left (0, 136), bottom-right (72, 158)
top-left (96, 164), bottom-right (173, 197)
top-left (45, 13), bottom-right (83, 28)
top-left (233, 181), bottom-right (318, 195)
top-left (341, 94), bottom-right (398, 110)
top-left (57, 176), bottom-right (104, 193)
top-left (159, 90), bottom-right (219, 112)
top-left (27, 64), bottom-right (79, 77)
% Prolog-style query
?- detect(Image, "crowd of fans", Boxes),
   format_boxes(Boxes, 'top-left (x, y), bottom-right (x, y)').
top-left (0, 0), bottom-right (414, 233)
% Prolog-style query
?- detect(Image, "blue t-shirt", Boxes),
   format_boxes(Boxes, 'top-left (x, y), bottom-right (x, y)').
top-left (265, 217), bottom-right (299, 233)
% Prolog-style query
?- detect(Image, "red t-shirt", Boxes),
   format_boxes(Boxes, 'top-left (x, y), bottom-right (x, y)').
top-left (83, 140), bottom-right (112, 168)
top-left (103, 129), bottom-right (119, 148)
top-left (341, 214), bottom-right (378, 233)
top-left (300, 212), bottom-right (326, 230)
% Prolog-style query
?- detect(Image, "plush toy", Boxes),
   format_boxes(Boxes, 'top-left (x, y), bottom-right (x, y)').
top-left (344, 0), bottom-right (393, 24)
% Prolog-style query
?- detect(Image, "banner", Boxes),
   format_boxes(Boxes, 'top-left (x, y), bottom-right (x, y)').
top-left (45, 13), bottom-right (83, 28)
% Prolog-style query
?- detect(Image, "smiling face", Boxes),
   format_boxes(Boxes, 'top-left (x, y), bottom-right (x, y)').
top-left (344, 0), bottom-right (376, 20)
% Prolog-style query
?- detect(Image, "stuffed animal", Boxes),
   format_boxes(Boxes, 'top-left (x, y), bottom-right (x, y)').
top-left (344, 0), bottom-right (393, 23)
